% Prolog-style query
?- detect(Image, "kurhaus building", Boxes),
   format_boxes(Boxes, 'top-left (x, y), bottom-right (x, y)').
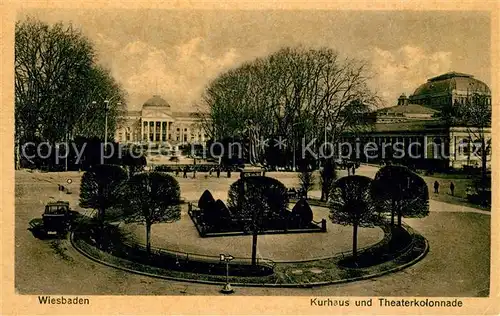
top-left (114, 95), bottom-right (209, 147)
top-left (340, 71), bottom-right (491, 170)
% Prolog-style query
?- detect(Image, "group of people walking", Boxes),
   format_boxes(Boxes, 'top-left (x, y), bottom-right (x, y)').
top-left (173, 166), bottom-right (232, 179)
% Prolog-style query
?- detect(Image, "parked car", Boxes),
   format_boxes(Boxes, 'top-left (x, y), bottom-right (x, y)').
top-left (41, 201), bottom-right (78, 237)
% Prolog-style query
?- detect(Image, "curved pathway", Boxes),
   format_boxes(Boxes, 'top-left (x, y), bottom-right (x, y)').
top-left (14, 170), bottom-right (490, 296)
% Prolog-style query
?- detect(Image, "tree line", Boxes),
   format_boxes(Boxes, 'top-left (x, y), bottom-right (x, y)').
top-left (79, 163), bottom-right (428, 265)
top-left (197, 46), bottom-right (380, 166)
top-left (15, 17), bottom-right (126, 167)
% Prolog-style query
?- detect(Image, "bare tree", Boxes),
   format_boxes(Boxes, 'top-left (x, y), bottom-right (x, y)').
top-left (15, 17), bottom-right (126, 148)
top-left (198, 46), bottom-right (379, 165)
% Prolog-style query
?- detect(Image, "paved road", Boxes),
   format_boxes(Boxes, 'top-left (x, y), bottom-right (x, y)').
top-left (15, 170), bottom-right (490, 296)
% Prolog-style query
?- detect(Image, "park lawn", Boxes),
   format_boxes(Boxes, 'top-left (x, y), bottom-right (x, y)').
top-left (419, 174), bottom-right (489, 210)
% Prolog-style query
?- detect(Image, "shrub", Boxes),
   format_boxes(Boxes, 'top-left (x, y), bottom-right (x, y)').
top-left (227, 176), bottom-right (289, 265)
top-left (329, 175), bottom-right (379, 261)
top-left (198, 190), bottom-right (215, 210)
top-left (120, 172), bottom-right (181, 254)
top-left (154, 165), bottom-right (173, 172)
top-left (203, 199), bottom-right (230, 227)
top-left (227, 176), bottom-right (289, 224)
top-left (372, 165), bottom-right (429, 226)
top-left (122, 150), bottom-right (147, 176)
top-left (214, 199), bottom-right (232, 219)
top-left (79, 164), bottom-right (128, 224)
top-left (291, 198), bottom-right (313, 227)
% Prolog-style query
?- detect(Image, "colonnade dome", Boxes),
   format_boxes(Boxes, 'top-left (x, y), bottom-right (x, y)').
top-left (408, 72), bottom-right (491, 109)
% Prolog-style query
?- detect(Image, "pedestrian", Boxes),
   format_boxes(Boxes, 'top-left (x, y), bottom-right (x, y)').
top-left (193, 169), bottom-right (196, 179)
top-left (227, 169), bottom-right (231, 178)
top-left (434, 180), bottom-right (439, 194)
top-left (183, 167), bottom-right (187, 178)
top-left (216, 167), bottom-right (220, 178)
top-left (450, 182), bottom-right (455, 196)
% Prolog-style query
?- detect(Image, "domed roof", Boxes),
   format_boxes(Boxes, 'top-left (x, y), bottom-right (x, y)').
top-left (143, 95), bottom-right (170, 108)
top-left (411, 72), bottom-right (490, 98)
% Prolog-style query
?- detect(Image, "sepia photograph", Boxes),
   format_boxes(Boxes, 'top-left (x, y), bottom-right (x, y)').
top-left (3, 2), bottom-right (498, 314)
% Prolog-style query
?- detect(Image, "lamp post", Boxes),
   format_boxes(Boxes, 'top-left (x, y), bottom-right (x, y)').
top-left (322, 108), bottom-right (333, 162)
top-left (292, 122), bottom-right (301, 172)
top-left (324, 119), bottom-right (327, 148)
top-left (104, 100), bottom-right (110, 155)
top-left (103, 99), bottom-right (121, 160)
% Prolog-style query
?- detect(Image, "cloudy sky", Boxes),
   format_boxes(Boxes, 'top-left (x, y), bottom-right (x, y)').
top-left (18, 9), bottom-right (491, 111)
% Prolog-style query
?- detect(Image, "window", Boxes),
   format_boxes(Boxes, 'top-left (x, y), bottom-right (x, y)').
top-left (458, 138), bottom-right (470, 156)
top-left (431, 137), bottom-right (443, 159)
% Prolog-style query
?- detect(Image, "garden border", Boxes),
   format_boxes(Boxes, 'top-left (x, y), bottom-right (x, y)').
top-left (70, 222), bottom-right (429, 288)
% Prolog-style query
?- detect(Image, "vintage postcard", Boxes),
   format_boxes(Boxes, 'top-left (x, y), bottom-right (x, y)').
top-left (1, 0), bottom-right (499, 315)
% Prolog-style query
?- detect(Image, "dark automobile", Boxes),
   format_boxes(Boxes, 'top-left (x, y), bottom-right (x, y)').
top-left (41, 201), bottom-right (78, 237)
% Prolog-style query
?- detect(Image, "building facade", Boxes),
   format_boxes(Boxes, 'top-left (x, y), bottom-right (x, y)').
top-left (114, 95), bottom-right (209, 147)
top-left (408, 72), bottom-right (491, 109)
top-left (341, 71), bottom-right (491, 170)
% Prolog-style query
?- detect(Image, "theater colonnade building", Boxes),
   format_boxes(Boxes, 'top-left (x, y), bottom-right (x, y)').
top-left (340, 72), bottom-right (491, 170)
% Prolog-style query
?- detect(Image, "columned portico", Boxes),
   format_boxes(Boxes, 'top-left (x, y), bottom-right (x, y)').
top-left (115, 95), bottom-right (209, 147)
top-left (141, 119), bottom-right (174, 143)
